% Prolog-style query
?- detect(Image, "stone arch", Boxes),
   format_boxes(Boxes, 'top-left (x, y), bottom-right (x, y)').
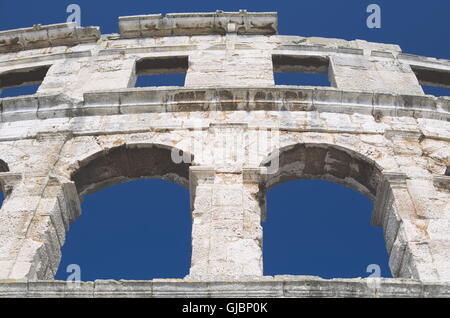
top-left (55, 142), bottom-right (194, 279)
top-left (8, 142), bottom-right (195, 279)
top-left (258, 142), bottom-right (417, 279)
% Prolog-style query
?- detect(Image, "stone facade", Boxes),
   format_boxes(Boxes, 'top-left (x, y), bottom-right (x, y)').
top-left (0, 11), bottom-right (449, 297)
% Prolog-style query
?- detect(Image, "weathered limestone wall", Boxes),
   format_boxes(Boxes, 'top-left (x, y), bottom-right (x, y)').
top-left (0, 11), bottom-right (449, 297)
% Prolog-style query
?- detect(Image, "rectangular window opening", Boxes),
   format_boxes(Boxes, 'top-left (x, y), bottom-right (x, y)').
top-left (272, 54), bottom-right (331, 87)
top-left (411, 65), bottom-right (450, 97)
top-left (0, 65), bottom-right (50, 98)
top-left (135, 56), bottom-right (188, 87)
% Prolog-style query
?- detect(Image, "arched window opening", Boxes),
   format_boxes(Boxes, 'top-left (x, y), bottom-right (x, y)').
top-left (261, 144), bottom-right (392, 278)
top-left (263, 179), bottom-right (391, 278)
top-left (54, 144), bottom-right (193, 281)
top-left (55, 178), bottom-right (191, 281)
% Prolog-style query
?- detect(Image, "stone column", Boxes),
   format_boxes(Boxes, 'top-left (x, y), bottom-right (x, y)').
top-left (0, 175), bottom-right (80, 280)
top-left (406, 176), bottom-right (450, 282)
top-left (373, 172), bottom-right (450, 282)
top-left (187, 166), bottom-right (265, 280)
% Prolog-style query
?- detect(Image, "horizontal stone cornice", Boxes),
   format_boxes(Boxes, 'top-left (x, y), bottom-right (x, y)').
top-left (0, 277), bottom-right (449, 298)
top-left (0, 87), bottom-right (448, 123)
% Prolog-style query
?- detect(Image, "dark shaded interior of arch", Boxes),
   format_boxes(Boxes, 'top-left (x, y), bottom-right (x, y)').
top-left (71, 145), bottom-right (192, 194)
top-left (263, 145), bottom-right (381, 196)
top-left (0, 160), bottom-right (9, 173)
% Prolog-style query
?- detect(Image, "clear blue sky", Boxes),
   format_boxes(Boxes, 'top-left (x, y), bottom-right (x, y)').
top-left (0, 0), bottom-right (449, 281)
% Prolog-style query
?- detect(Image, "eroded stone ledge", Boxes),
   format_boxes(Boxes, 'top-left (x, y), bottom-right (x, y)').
top-left (0, 87), bottom-right (448, 123)
top-left (119, 10), bottom-right (278, 38)
top-left (0, 23), bottom-right (100, 53)
top-left (0, 277), bottom-right (449, 298)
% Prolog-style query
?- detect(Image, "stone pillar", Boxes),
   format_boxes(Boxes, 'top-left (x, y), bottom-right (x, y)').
top-left (184, 31), bottom-right (274, 88)
top-left (373, 172), bottom-right (450, 282)
top-left (0, 175), bottom-right (80, 280)
top-left (407, 176), bottom-right (450, 282)
top-left (187, 166), bottom-right (265, 280)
